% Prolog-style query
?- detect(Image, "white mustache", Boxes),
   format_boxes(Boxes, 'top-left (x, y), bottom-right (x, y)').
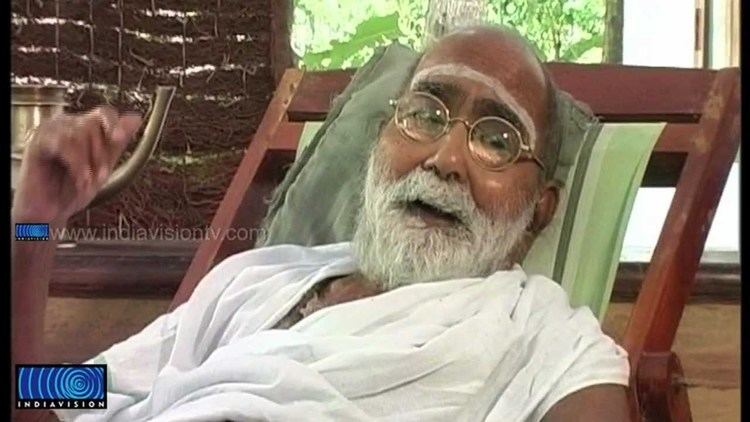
top-left (384, 167), bottom-right (477, 228)
top-left (353, 145), bottom-right (537, 290)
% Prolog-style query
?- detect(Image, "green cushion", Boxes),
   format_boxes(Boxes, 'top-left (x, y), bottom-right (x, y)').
top-left (256, 42), bottom-right (661, 319)
top-left (525, 122), bottom-right (662, 319)
top-left (259, 43), bottom-right (421, 246)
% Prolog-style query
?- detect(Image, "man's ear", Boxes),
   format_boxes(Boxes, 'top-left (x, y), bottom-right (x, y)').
top-left (528, 181), bottom-right (560, 234)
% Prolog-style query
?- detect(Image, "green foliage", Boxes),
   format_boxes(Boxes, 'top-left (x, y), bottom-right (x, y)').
top-left (486, 0), bottom-right (605, 61)
top-left (301, 13), bottom-right (404, 69)
top-left (292, 0), bottom-right (605, 70)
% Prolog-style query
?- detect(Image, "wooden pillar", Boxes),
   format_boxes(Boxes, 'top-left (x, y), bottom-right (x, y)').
top-left (270, 0), bottom-right (294, 85)
top-left (603, 0), bottom-right (624, 63)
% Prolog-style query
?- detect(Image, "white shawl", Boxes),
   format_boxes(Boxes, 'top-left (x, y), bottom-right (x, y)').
top-left (57, 242), bottom-right (628, 422)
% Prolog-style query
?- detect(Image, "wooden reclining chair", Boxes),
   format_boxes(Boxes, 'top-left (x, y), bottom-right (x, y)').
top-left (168, 64), bottom-right (739, 421)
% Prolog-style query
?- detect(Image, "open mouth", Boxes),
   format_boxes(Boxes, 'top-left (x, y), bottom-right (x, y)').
top-left (402, 199), bottom-right (463, 227)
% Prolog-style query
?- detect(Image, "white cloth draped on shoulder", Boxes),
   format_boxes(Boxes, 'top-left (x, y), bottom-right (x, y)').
top-left (55, 242), bottom-right (629, 422)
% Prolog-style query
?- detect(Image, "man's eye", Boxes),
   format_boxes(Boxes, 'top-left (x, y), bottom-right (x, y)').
top-left (477, 132), bottom-right (508, 147)
top-left (407, 110), bottom-right (444, 124)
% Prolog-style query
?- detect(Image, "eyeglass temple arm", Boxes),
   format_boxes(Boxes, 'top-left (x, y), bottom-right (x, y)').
top-left (520, 143), bottom-right (546, 172)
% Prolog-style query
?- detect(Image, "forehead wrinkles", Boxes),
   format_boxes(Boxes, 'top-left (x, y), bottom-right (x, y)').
top-left (410, 63), bottom-right (538, 148)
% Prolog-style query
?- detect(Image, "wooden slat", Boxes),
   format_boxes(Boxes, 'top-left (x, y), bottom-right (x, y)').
top-left (49, 241), bottom-right (740, 302)
top-left (51, 241), bottom-right (198, 298)
top-left (287, 69), bottom-right (354, 121)
top-left (623, 68), bottom-right (740, 365)
top-left (287, 65), bottom-right (716, 122)
top-left (210, 149), bottom-right (296, 264)
top-left (641, 151), bottom-right (687, 187)
top-left (269, 121), bottom-right (304, 152)
top-left (641, 123), bottom-right (696, 187)
top-left (611, 262), bottom-right (740, 304)
top-left (653, 123), bottom-right (698, 153)
top-left (547, 63), bottom-right (714, 122)
top-left (169, 69), bottom-right (304, 310)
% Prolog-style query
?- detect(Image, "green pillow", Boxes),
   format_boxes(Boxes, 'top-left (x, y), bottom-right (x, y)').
top-left (257, 42), bottom-right (599, 251)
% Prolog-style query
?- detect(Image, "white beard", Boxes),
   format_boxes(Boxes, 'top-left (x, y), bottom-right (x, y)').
top-left (352, 147), bottom-right (537, 291)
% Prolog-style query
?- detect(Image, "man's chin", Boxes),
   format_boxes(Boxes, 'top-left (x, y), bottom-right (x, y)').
top-left (355, 231), bottom-right (478, 290)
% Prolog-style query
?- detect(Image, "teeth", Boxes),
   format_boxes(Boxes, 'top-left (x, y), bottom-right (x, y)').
top-left (414, 200), bottom-right (457, 220)
top-left (420, 200), bottom-right (456, 218)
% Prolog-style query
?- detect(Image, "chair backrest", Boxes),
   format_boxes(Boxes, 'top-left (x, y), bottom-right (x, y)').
top-left (251, 44), bottom-right (673, 322)
top-left (171, 64), bottom-right (740, 379)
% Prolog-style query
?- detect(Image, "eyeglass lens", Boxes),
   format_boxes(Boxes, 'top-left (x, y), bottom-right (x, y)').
top-left (395, 92), bottom-right (522, 169)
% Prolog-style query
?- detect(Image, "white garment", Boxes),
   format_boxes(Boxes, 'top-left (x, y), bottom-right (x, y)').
top-left (56, 242), bottom-right (629, 422)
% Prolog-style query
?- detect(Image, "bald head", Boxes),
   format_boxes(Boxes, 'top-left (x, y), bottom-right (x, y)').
top-left (413, 25), bottom-right (561, 181)
top-left (421, 26), bottom-right (547, 86)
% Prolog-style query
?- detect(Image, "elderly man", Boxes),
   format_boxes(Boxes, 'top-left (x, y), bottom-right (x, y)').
top-left (12, 26), bottom-right (630, 421)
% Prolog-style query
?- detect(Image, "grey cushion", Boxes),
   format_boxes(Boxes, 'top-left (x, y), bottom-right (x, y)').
top-left (257, 42), bottom-right (598, 248)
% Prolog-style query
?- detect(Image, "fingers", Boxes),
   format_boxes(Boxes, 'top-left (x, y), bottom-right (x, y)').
top-left (86, 107), bottom-right (142, 178)
top-left (33, 106), bottom-right (142, 194)
top-left (106, 112), bottom-right (142, 169)
top-left (84, 116), bottom-right (108, 186)
top-left (43, 116), bottom-right (95, 195)
top-left (113, 112), bottom-right (143, 143)
top-left (89, 105), bottom-right (119, 139)
top-left (14, 105), bottom-right (142, 223)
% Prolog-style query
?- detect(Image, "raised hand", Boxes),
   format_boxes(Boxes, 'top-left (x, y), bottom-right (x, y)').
top-left (12, 106), bottom-right (142, 225)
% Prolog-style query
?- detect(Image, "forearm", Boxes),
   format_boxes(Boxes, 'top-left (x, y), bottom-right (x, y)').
top-left (11, 217), bottom-right (62, 365)
top-left (11, 216), bottom-right (63, 422)
top-left (542, 385), bottom-right (631, 422)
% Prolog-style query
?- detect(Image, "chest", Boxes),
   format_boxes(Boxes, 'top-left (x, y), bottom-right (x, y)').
top-left (273, 275), bottom-right (382, 329)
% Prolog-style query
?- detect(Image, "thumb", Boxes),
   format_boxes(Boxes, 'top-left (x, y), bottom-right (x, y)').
top-left (110, 113), bottom-right (143, 146)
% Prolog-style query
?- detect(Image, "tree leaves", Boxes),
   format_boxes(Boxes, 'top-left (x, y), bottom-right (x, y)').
top-left (560, 34), bottom-right (603, 61)
top-left (300, 12), bottom-right (404, 70)
top-left (294, 0), bottom-right (606, 68)
top-left (487, 0), bottom-right (604, 61)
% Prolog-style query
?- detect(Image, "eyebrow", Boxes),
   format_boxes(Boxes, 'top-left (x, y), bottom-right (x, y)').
top-left (472, 98), bottom-right (527, 137)
top-left (411, 80), bottom-right (527, 137)
top-left (411, 80), bottom-right (461, 105)
top-left (410, 64), bottom-right (538, 148)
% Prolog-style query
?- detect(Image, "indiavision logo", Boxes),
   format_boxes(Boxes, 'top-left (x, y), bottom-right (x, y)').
top-left (15, 223), bottom-right (49, 241)
top-left (16, 364), bottom-right (106, 410)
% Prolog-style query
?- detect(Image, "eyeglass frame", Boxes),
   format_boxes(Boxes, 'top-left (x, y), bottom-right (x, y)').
top-left (388, 91), bottom-right (546, 173)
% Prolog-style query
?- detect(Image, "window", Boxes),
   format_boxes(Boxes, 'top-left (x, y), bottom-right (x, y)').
top-left (619, 0), bottom-right (739, 263)
top-left (621, 164), bottom-right (739, 263)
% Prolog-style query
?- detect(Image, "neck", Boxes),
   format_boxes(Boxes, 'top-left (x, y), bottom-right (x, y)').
top-left (320, 273), bottom-right (385, 306)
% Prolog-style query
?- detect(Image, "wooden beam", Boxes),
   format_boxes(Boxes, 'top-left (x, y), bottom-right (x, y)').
top-left (286, 66), bottom-right (716, 123)
top-left (269, 121), bottom-right (305, 152)
top-left (168, 69), bottom-right (304, 310)
top-left (49, 240), bottom-right (740, 303)
top-left (270, 0), bottom-right (294, 85)
top-left (623, 68), bottom-right (740, 364)
top-left (50, 241), bottom-right (197, 298)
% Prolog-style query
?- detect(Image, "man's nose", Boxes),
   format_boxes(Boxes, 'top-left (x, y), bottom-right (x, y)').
top-left (421, 120), bottom-right (470, 183)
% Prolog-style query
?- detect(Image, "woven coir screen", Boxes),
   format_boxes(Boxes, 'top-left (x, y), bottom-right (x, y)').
top-left (12, 0), bottom-right (275, 232)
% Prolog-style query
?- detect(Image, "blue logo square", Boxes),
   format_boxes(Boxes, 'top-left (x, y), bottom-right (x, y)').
top-left (16, 364), bottom-right (107, 410)
top-left (15, 223), bottom-right (50, 241)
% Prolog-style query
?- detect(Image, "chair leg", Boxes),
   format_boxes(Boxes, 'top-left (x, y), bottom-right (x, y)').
top-left (635, 351), bottom-right (692, 421)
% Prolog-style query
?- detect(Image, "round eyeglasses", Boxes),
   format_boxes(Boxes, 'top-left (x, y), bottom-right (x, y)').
top-left (389, 91), bottom-right (545, 172)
